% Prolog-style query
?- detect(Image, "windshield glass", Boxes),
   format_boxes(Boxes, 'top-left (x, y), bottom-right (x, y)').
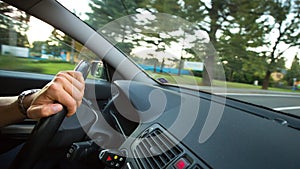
top-left (58, 0), bottom-right (300, 117)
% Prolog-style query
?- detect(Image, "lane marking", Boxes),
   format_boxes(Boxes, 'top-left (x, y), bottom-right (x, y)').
top-left (274, 106), bottom-right (300, 111)
top-left (215, 93), bottom-right (300, 98)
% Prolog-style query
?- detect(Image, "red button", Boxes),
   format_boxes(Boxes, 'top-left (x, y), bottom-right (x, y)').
top-left (174, 158), bottom-right (190, 169)
top-left (106, 156), bottom-right (112, 161)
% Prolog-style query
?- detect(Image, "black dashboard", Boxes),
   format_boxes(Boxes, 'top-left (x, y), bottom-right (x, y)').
top-left (101, 80), bottom-right (300, 169)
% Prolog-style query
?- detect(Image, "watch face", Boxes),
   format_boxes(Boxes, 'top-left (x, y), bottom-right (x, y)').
top-left (22, 89), bottom-right (40, 96)
top-left (23, 90), bottom-right (33, 95)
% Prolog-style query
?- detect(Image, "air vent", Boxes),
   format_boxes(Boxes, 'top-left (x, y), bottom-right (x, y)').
top-left (133, 128), bottom-right (183, 169)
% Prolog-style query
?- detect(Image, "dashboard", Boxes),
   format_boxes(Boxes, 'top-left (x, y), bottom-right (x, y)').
top-left (99, 80), bottom-right (300, 169)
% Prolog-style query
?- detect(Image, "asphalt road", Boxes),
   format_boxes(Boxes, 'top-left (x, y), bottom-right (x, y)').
top-left (182, 85), bottom-right (300, 117)
top-left (220, 91), bottom-right (300, 117)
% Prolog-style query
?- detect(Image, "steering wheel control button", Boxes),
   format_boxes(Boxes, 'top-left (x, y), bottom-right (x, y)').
top-left (66, 141), bottom-right (98, 161)
top-left (174, 157), bottom-right (191, 169)
top-left (99, 149), bottom-right (126, 168)
top-left (106, 156), bottom-right (112, 161)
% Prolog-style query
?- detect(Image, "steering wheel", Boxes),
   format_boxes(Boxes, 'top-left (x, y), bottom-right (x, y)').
top-left (9, 60), bottom-right (90, 169)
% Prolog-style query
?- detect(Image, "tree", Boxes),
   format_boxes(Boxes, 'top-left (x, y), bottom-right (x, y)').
top-left (86, 0), bottom-right (137, 29)
top-left (131, 0), bottom-right (209, 76)
top-left (0, 1), bottom-right (30, 47)
top-left (48, 29), bottom-right (90, 62)
top-left (261, 0), bottom-right (300, 89)
top-left (218, 1), bottom-right (277, 83)
top-left (285, 54), bottom-right (300, 86)
top-left (86, 0), bottom-right (196, 74)
top-left (180, 0), bottom-right (269, 86)
top-left (84, 0), bottom-right (294, 89)
top-left (85, 0), bottom-right (141, 61)
top-left (31, 41), bottom-right (45, 55)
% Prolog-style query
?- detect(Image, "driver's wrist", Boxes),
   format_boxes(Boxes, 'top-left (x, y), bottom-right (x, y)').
top-left (17, 89), bottom-right (40, 118)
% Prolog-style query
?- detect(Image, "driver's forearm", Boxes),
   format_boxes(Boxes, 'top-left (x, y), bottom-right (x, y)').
top-left (0, 96), bottom-right (26, 127)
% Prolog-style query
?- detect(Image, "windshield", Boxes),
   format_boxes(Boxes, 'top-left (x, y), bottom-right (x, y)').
top-left (58, 0), bottom-right (300, 117)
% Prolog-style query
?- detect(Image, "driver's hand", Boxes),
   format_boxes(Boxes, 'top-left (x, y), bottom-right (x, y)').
top-left (26, 71), bottom-right (85, 119)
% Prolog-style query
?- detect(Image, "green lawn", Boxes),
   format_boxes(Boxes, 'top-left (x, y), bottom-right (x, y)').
top-left (225, 81), bottom-right (294, 92)
top-left (148, 71), bottom-right (297, 93)
top-left (0, 56), bottom-right (76, 74)
top-left (24, 62), bottom-right (76, 74)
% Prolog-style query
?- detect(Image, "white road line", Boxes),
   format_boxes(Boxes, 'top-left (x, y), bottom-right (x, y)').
top-left (215, 93), bottom-right (300, 98)
top-left (274, 106), bottom-right (300, 111)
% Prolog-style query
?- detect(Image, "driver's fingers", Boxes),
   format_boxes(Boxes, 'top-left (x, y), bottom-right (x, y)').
top-left (47, 77), bottom-right (83, 117)
top-left (27, 84), bottom-right (77, 118)
top-left (57, 71), bottom-right (85, 91)
top-left (27, 103), bottom-right (63, 119)
top-left (53, 72), bottom-right (84, 106)
top-left (28, 71), bottom-right (85, 119)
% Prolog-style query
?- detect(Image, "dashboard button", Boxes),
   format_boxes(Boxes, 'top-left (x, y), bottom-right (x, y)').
top-left (174, 157), bottom-right (190, 169)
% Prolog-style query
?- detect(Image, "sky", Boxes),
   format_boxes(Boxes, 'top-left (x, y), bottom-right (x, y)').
top-left (26, 0), bottom-right (90, 44)
top-left (27, 17), bottom-right (53, 44)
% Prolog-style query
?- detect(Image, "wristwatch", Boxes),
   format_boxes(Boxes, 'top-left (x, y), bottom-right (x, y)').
top-left (18, 89), bottom-right (41, 117)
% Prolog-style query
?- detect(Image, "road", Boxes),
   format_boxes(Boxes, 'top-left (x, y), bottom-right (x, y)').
top-left (192, 86), bottom-right (300, 117)
top-left (223, 92), bottom-right (300, 117)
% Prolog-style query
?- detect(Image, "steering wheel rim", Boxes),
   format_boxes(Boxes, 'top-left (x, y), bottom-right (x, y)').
top-left (9, 60), bottom-right (90, 169)
top-left (9, 109), bottom-right (68, 169)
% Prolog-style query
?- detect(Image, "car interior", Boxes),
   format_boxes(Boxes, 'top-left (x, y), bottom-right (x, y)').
top-left (0, 0), bottom-right (300, 169)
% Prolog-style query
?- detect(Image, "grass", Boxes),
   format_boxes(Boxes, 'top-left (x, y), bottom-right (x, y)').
top-left (148, 71), bottom-right (298, 93)
top-left (0, 55), bottom-right (76, 74)
top-left (225, 81), bottom-right (294, 92)
top-left (24, 62), bottom-right (76, 74)
top-left (149, 72), bottom-right (202, 85)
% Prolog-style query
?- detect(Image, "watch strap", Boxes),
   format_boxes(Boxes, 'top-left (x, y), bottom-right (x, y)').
top-left (18, 89), bottom-right (41, 117)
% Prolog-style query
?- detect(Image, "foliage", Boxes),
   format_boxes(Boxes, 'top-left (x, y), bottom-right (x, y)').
top-left (261, 0), bottom-right (300, 89)
top-left (284, 54), bottom-right (300, 85)
top-left (30, 29), bottom-right (87, 62)
top-left (85, 0), bottom-right (138, 54)
top-left (0, 1), bottom-right (30, 47)
top-left (82, 0), bottom-right (300, 89)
